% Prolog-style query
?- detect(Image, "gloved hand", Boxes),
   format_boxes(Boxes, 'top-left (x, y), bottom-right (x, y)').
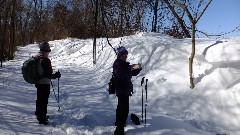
top-left (131, 63), bottom-right (142, 76)
top-left (52, 71), bottom-right (61, 79)
top-left (131, 63), bottom-right (142, 70)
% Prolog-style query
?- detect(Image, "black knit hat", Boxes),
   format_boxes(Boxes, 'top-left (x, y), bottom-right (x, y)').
top-left (39, 42), bottom-right (51, 52)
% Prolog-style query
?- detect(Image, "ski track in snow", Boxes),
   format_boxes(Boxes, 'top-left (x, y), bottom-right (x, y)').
top-left (1, 32), bottom-right (240, 134)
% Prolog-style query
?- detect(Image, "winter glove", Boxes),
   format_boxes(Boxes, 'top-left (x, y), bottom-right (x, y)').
top-left (52, 71), bottom-right (61, 79)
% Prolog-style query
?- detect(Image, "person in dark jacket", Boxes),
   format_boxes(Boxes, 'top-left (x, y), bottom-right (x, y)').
top-left (35, 42), bottom-right (61, 125)
top-left (113, 46), bottom-right (142, 135)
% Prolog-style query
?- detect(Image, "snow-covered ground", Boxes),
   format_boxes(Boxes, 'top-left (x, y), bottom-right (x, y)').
top-left (1, 32), bottom-right (240, 135)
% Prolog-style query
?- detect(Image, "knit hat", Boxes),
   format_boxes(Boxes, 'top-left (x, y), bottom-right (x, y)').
top-left (117, 46), bottom-right (128, 58)
top-left (39, 42), bottom-right (51, 52)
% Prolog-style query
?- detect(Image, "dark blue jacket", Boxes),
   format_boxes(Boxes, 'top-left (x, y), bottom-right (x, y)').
top-left (113, 58), bottom-right (141, 96)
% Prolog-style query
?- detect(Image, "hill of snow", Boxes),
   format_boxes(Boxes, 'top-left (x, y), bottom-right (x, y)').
top-left (0, 32), bottom-right (240, 135)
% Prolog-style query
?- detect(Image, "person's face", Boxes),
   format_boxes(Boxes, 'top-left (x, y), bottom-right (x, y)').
top-left (120, 54), bottom-right (128, 61)
top-left (42, 51), bottom-right (50, 56)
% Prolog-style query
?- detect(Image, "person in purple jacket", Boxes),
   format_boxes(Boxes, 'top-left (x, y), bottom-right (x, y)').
top-left (113, 46), bottom-right (142, 135)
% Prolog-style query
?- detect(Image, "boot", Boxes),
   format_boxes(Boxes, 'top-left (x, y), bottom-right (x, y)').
top-left (114, 126), bottom-right (124, 135)
top-left (39, 120), bottom-right (48, 125)
top-left (37, 115), bottom-right (48, 125)
top-left (37, 103), bottom-right (48, 125)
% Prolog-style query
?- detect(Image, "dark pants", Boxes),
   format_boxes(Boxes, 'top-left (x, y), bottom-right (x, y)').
top-left (115, 95), bottom-right (129, 135)
top-left (35, 84), bottom-right (50, 122)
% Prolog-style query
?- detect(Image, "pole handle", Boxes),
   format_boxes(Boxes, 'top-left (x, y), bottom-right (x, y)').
top-left (141, 77), bottom-right (145, 86)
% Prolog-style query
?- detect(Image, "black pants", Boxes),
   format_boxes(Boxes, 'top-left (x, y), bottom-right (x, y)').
top-left (35, 84), bottom-right (50, 122)
top-left (115, 95), bottom-right (129, 134)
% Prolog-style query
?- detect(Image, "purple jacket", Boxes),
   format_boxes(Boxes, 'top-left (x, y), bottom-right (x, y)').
top-left (113, 58), bottom-right (141, 96)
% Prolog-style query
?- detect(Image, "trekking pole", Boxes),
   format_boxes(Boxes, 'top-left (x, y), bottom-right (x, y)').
top-left (51, 81), bottom-right (60, 111)
top-left (57, 70), bottom-right (60, 111)
top-left (141, 77), bottom-right (145, 123)
top-left (145, 79), bottom-right (148, 124)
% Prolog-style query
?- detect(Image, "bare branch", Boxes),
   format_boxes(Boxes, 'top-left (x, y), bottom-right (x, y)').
top-left (163, 0), bottom-right (191, 37)
top-left (100, 0), bottom-right (117, 55)
top-left (196, 30), bottom-right (221, 38)
top-left (197, 24), bottom-right (240, 38)
top-left (196, 0), bottom-right (212, 23)
top-left (173, 0), bottom-right (193, 22)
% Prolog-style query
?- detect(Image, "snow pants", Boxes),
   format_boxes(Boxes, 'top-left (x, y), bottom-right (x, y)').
top-left (115, 95), bottom-right (129, 134)
top-left (35, 84), bottom-right (50, 122)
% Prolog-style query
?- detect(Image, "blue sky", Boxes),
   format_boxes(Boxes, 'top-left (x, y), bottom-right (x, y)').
top-left (197, 0), bottom-right (240, 38)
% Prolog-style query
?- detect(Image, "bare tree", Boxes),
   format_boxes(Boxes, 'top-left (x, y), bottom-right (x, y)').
top-left (134, 1), bottom-right (148, 32)
top-left (1, 0), bottom-right (12, 65)
top-left (93, 0), bottom-right (98, 64)
top-left (9, 0), bottom-right (17, 60)
top-left (152, 0), bottom-right (159, 32)
top-left (163, 0), bottom-right (191, 38)
top-left (99, 0), bottom-right (117, 55)
top-left (0, 0), bottom-right (151, 66)
top-left (0, 0), bottom-right (4, 66)
top-left (165, 0), bottom-right (212, 88)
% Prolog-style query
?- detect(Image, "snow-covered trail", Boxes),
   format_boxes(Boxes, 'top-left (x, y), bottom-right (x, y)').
top-left (0, 53), bottom-right (53, 134)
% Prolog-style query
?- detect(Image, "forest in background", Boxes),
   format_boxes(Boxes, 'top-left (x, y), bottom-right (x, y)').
top-left (0, 0), bottom-right (233, 65)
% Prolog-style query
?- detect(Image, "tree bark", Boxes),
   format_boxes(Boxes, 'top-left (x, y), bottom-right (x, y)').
top-left (1, 1), bottom-right (10, 66)
top-left (189, 21), bottom-right (196, 89)
top-left (10, 0), bottom-right (16, 60)
top-left (93, 0), bottom-right (98, 64)
top-left (152, 0), bottom-right (158, 32)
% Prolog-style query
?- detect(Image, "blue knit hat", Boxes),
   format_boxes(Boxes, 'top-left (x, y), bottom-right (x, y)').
top-left (117, 46), bottom-right (128, 58)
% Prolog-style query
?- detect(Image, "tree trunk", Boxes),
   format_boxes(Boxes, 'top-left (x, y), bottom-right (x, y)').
top-left (0, 40), bottom-right (2, 67)
top-left (152, 0), bottom-right (158, 32)
top-left (189, 21), bottom-right (196, 89)
top-left (93, 0), bottom-right (98, 64)
top-left (0, 1), bottom-right (1, 66)
top-left (1, 1), bottom-right (10, 66)
top-left (119, 0), bottom-right (124, 36)
top-left (10, 0), bottom-right (16, 60)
